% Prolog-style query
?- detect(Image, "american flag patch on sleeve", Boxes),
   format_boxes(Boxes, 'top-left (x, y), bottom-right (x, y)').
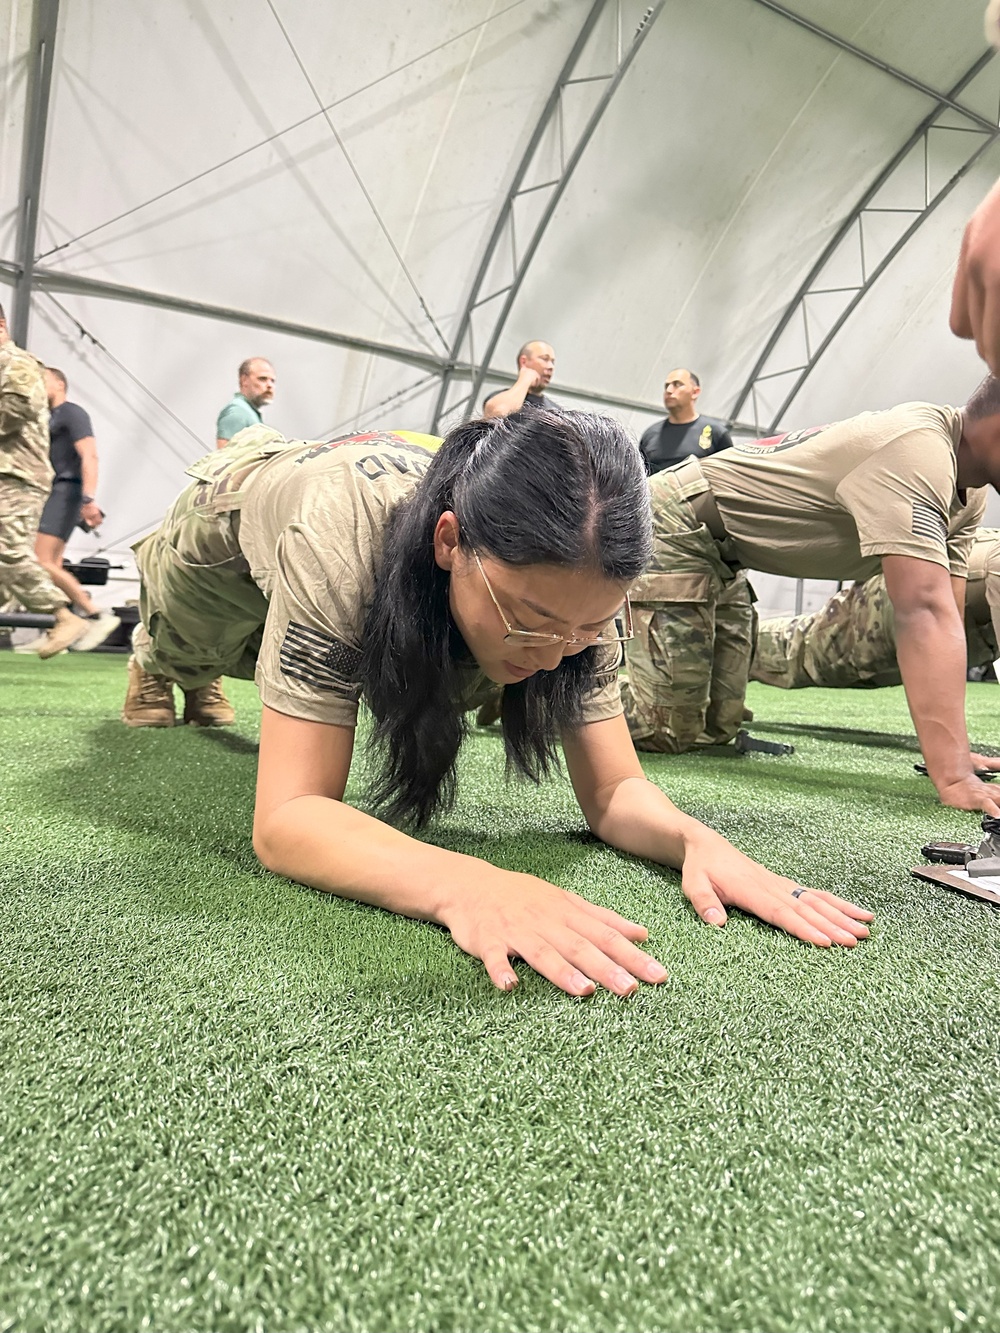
top-left (911, 499), bottom-right (948, 548)
top-left (279, 622), bottom-right (363, 695)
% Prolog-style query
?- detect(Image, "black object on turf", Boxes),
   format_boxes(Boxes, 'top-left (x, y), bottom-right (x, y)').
top-left (921, 841), bottom-right (976, 865)
top-left (914, 762), bottom-right (997, 781)
top-left (735, 730), bottom-right (794, 757)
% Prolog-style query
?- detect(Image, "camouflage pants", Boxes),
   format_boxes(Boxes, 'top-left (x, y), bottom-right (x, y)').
top-left (968, 551), bottom-right (1000, 669)
top-left (132, 475), bottom-right (268, 688)
top-left (622, 467), bottom-right (755, 752)
top-left (0, 477), bottom-right (68, 614)
top-left (752, 572), bottom-right (997, 690)
top-left (751, 578), bottom-right (898, 689)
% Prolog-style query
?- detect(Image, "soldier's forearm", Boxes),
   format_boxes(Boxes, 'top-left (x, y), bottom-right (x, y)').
top-left (77, 444), bottom-right (99, 499)
top-left (895, 608), bottom-right (974, 787)
top-left (483, 388), bottom-right (528, 418)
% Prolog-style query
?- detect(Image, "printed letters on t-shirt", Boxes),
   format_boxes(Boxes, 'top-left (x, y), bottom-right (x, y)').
top-left (734, 424), bottom-right (828, 456)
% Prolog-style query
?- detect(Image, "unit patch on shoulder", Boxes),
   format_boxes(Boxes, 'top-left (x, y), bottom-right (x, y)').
top-left (734, 424), bottom-right (828, 455)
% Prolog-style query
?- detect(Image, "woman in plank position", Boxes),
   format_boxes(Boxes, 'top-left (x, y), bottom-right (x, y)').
top-left (123, 410), bottom-right (871, 994)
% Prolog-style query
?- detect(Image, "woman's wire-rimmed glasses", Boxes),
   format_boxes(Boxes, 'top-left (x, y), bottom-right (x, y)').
top-left (472, 551), bottom-right (634, 647)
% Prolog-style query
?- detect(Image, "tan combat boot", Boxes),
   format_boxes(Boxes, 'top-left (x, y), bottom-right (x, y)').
top-left (33, 607), bottom-right (90, 659)
top-left (121, 655), bottom-right (176, 727)
top-left (182, 677), bottom-right (235, 727)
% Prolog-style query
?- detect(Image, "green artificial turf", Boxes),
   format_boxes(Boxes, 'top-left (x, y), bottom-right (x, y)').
top-left (1, 653), bottom-right (999, 1333)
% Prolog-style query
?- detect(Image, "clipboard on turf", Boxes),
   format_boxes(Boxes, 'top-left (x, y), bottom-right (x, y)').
top-left (911, 864), bottom-right (1000, 906)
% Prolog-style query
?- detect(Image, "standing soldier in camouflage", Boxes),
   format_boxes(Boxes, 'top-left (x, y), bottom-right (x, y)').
top-left (752, 527), bottom-right (1000, 690)
top-left (622, 383), bottom-right (1000, 817)
top-left (0, 304), bottom-right (91, 657)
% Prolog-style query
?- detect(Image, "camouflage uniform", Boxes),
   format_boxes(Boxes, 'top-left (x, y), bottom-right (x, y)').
top-left (0, 338), bottom-right (66, 614)
top-left (128, 425), bottom-right (626, 731)
top-left (622, 458), bottom-right (756, 752)
top-left (752, 528), bottom-right (1000, 689)
top-left (131, 430), bottom-right (279, 689)
top-left (132, 427), bottom-right (452, 692)
top-left (624, 404), bottom-right (984, 749)
top-left (751, 580), bottom-right (900, 689)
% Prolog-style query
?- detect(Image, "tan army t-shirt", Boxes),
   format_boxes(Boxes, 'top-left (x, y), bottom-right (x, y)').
top-left (700, 403), bottom-right (987, 581)
top-left (224, 430), bottom-right (624, 728)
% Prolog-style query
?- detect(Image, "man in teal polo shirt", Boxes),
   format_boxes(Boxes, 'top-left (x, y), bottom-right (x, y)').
top-left (215, 357), bottom-right (275, 448)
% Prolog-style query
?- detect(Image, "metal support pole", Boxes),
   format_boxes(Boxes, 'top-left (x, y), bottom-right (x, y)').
top-left (428, 0), bottom-right (610, 432)
top-left (0, 612), bottom-right (55, 629)
top-left (729, 48), bottom-right (998, 431)
top-left (11, 0), bottom-right (60, 346)
top-left (430, 1), bottom-right (664, 431)
top-left (6, 261), bottom-right (666, 417)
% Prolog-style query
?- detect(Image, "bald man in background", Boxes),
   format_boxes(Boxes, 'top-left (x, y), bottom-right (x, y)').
top-left (216, 358), bottom-right (275, 448)
top-left (482, 341), bottom-right (559, 419)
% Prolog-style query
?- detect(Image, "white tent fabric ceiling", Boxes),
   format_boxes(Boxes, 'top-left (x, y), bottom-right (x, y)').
top-left (1, 0), bottom-right (999, 604)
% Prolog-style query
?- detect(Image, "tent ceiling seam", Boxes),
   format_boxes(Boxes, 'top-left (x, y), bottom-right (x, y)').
top-left (748, 0), bottom-right (997, 131)
top-left (33, 0), bottom-right (528, 266)
top-left (263, 0), bottom-right (448, 354)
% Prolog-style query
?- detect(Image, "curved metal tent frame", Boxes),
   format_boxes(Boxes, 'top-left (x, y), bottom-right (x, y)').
top-left (10, 0), bottom-right (59, 346)
top-left (429, 0), bottom-right (665, 431)
top-left (730, 3), bottom-right (999, 431)
top-left (5, 0), bottom-right (997, 438)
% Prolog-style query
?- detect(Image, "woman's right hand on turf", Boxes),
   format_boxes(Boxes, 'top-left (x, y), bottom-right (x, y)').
top-left (441, 871), bottom-right (669, 997)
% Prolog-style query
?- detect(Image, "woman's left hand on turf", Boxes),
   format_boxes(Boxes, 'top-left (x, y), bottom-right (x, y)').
top-left (970, 750), bottom-right (1000, 774)
top-left (679, 829), bottom-right (874, 947)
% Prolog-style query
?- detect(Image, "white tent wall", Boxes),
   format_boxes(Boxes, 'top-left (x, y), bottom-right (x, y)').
top-left (486, 0), bottom-right (937, 408)
top-left (2, 0), bottom-right (999, 621)
top-left (34, 1), bottom-right (589, 352)
top-left (0, 0), bottom-right (32, 259)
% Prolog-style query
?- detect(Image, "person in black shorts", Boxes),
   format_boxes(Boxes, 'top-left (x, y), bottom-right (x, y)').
top-left (26, 368), bottom-right (119, 652)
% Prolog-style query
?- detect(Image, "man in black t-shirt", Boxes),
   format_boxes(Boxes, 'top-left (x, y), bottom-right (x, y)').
top-left (639, 368), bottom-right (733, 475)
top-left (482, 340), bottom-right (561, 419)
top-left (25, 368), bottom-right (119, 651)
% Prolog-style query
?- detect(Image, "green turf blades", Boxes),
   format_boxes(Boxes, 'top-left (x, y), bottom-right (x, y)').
top-left (1, 654), bottom-right (999, 1333)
